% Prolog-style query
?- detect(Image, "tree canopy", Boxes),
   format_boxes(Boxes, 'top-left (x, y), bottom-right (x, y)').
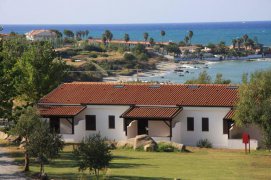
top-left (185, 71), bottom-right (231, 84)
top-left (14, 41), bottom-right (66, 103)
top-left (234, 69), bottom-right (271, 149)
top-left (74, 133), bottom-right (112, 178)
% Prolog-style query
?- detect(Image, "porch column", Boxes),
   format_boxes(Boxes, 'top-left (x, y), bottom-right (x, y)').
top-left (170, 120), bottom-right (172, 141)
top-left (72, 117), bottom-right (74, 134)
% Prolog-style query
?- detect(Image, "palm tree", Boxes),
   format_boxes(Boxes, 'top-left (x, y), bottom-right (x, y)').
top-left (124, 33), bottom-right (130, 47)
top-left (104, 30), bottom-right (113, 45)
top-left (102, 33), bottom-right (107, 45)
top-left (232, 39), bottom-right (237, 49)
top-left (143, 32), bottom-right (149, 44)
top-left (160, 30), bottom-right (166, 44)
top-left (85, 30), bottom-right (89, 38)
top-left (237, 38), bottom-right (244, 50)
top-left (184, 36), bottom-right (190, 46)
top-left (188, 30), bottom-right (194, 45)
top-left (149, 37), bottom-right (155, 47)
top-left (243, 34), bottom-right (249, 42)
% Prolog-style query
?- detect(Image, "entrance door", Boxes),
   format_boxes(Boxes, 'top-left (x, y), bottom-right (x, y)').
top-left (50, 117), bottom-right (60, 134)
top-left (138, 120), bottom-right (148, 135)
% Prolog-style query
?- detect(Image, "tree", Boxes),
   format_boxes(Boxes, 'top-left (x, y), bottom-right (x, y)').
top-left (0, 25), bottom-right (3, 32)
top-left (143, 32), bottom-right (149, 44)
top-left (14, 41), bottom-right (66, 103)
top-left (74, 133), bottom-right (112, 179)
top-left (243, 34), bottom-right (249, 42)
top-left (50, 29), bottom-right (62, 38)
top-left (165, 43), bottom-right (181, 57)
top-left (184, 36), bottom-right (190, 46)
top-left (188, 30), bottom-right (194, 45)
top-left (185, 71), bottom-right (212, 84)
top-left (27, 120), bottom-right (64, 176)
top-left (234, 69), bottom-right (271, 150)
top-left (85, 30), bottom-right (89, 38)
top-left (185, 71), bottom-right (231, 84)
top-left (214, 73), bottom-right (231, 84)
top-left (237, 38), bottom-right (244, 50)
top-left (101, 33), bottom-right (107, 45)
top-left (104, 30), bottom-right (113, 45)
top-left (160, 30), bottom-right (166, 43)
top-left (10, 106), bottom-right (40, 171)
top-left (124, 33), bottom-right (130, 46)
top-left (149, 37), bottom-right (155, 46)
top-left (63, 29), bottom-right (74, 38)
top-left (232, 39), bottom-right (237, 49)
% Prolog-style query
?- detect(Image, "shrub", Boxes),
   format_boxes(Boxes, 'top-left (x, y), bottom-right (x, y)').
top-left (123, 53), bottom-right (136, 61)
top-left (197, 139), bottom-right (212, 148)
top-left (157, 142), bottom-right (176, 152)
top-left (137, 53), bottom-right (149, 61)
top-left (84, 45), bottom-right (105, 52)
top-left (100, 53), bottom-right (109, 57)
top-left (89, 53), bottom-right (98, 58)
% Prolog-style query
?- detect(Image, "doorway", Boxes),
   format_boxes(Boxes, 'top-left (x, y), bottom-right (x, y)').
top-left (138, 119), bottom-right (148, 135)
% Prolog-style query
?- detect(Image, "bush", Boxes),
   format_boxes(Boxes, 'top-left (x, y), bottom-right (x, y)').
top-left (197, 139), bottom-right (212, 148)
top-left (157, 142), bottom-right (176, 152)
top-left (84, 45), bottom-right (105, 52)
top-left (100, 53), bottom-right (109, 57)
top-left (124, 53), bottom-right (136, 61)
top-left (137, 53), bottom-right (149, 61)
top-left (89, 53), bottom-right (98, 58)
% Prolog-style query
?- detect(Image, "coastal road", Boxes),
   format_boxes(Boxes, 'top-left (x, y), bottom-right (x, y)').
top-left (0, 144), bottom-right (26, 180)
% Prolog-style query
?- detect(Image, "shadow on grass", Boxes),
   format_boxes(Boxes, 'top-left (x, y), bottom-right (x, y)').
top-left (113, 155), bottom-right (141, 160)
top-left (108, 175), bottom-right (171, 180)
top-left (110, 162), bottom-right (156, 169)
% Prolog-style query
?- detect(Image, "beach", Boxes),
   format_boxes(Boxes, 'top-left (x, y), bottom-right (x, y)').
top-left (103, 58), bottom-right (271, 83)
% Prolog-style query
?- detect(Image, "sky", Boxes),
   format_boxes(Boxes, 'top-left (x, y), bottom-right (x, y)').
top-left (1, 0), bottom-right (271, 24)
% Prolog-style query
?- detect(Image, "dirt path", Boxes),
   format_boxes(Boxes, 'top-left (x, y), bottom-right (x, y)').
top-left (0, 145), bottom-right (26, 180)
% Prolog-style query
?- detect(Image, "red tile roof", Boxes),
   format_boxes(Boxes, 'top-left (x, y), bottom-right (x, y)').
top-left (39, 105), bottom-right (86, 117)
top-left (121, 106), bottom-right (183, 119)
top-left (39, 82), bottom-right (238, 107)
top-left (224, 109), bottom-right (235, 120)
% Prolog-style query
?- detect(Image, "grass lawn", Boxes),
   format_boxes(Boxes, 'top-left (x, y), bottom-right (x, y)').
top-left (1, 140), bottom-right (271, 180)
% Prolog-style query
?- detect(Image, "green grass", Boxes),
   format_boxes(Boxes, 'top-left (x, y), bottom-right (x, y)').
top-left (1, 140), bottom-right (271, 180)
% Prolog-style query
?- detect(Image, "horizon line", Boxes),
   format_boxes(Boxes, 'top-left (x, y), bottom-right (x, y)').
top-left (2, 20), bottom-right (271, 26)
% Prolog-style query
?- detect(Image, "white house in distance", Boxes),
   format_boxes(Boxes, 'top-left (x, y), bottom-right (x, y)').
top-left (38, 82), bottom-right (261, 149)
top-left (25, 30), bottom-right (57, 41)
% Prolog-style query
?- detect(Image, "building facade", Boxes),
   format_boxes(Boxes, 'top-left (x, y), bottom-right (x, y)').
top-left (38, 82), bottom-right (260, 149)
top-left (25, 30), bottom-right (57, 41)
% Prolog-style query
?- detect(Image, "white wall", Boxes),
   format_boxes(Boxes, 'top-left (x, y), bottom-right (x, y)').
top-left (177, 107), bottom-right (231, 148)
top-left (127, 120), bottom-right (137, 139)
top-left (228, 139), bottom-right (258, 150)
top-left (148, 121), bottom-right (170, 137)
top-left (70, 105), bottom-right (130, 142)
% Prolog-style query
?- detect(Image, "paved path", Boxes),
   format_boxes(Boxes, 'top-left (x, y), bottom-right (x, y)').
top-left (0, 144), bottom-right (26, 180)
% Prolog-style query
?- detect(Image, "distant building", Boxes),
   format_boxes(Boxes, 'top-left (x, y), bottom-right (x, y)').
top-left (25, 30), bottom-right (57, 41)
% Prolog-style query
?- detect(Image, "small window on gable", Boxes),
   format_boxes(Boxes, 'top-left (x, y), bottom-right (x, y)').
top-left (187, 117), bottom-right (194, 131)
top-left (86, 115), bottom-right (96, 131)
top-left (109, 115), bottom-right (115, 129)
top-left (202, 118), bottom-right (209, 132)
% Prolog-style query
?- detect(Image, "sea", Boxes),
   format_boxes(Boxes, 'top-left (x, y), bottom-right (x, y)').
top-left (2, 21), bottom-right (271, 46)
top-left (2, 21), bottom-right (271, 83)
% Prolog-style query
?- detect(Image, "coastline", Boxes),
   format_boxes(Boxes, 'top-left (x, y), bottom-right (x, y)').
top-left (103, 58), bottom-right (271, 83)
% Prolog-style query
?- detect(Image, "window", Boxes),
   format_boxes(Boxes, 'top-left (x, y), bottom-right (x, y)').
top-left (86, 115), bottom-right (96, 130)
top-left (109, 116), bottom-right (115, 129)
top-left (187, 117), bottom-right (194, 131)
top-left (223, 119), bottom-right (229, 134)
top-left (202, 118), bottom-right (209, 131)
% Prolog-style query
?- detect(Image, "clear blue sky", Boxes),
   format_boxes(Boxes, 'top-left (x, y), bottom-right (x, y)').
top-left (1, 0), bottom-right (271, 24)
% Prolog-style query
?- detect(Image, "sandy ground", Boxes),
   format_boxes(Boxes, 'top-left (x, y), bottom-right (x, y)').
top-left (0, 144), bottom-right (26, 180)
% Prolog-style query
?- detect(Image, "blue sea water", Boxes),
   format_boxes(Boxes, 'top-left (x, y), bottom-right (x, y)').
top-left (2, 21), bottom-right (271, 46)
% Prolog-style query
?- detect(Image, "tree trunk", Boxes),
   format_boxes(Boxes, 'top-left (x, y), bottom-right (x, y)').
top-left (24, 152), bottom-right (30, 172)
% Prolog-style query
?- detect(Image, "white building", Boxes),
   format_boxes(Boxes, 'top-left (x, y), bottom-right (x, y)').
top-left (25, 30), bottom-right (57, 41)
top-left (38, 82), bottom-right (261, 149)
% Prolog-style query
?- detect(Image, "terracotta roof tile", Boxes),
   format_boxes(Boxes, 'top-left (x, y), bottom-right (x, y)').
top-left (39, 82), bottom-right (239, 107)
top-left (121, 106), bottom-right (183, 119)
top-left (39, 105), bottom-right (86, 117)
